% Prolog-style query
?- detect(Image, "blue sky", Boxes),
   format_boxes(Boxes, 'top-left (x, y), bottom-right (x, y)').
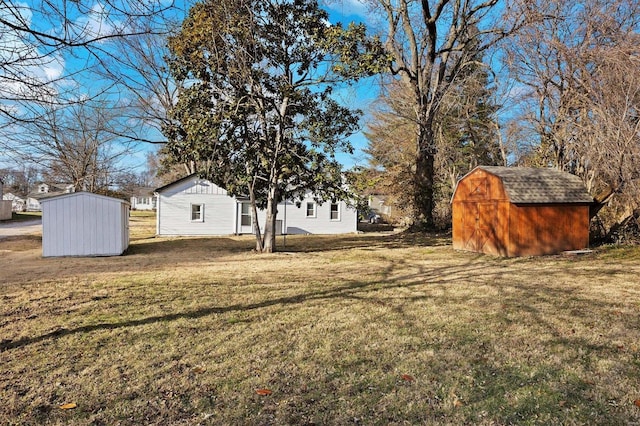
top-left (322, 0), bottom-right (380, 169)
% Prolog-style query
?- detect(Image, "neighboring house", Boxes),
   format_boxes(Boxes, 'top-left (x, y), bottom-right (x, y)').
top-left (155, 175), bottom-right (358, 236)
top-left (41, 192), bottom-right (130, 257)
top-left (130, 187), bottom-right (156, 211)
top-left (2, 192), bottom-right (26, 212)
top-left (26, 182), bottom-right (75, 211)
top-left (0, 178), bottom-right (11, 220)
top-left (367, 194), bottom-right (393, 222)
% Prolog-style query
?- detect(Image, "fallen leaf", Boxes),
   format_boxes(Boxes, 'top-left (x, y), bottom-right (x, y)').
top-left (192, 367), bottom-right (205, 374)
top-left (634, 399), bottom-right (640, 408)
top-left (255, 389), bottom-right (272, 396)
top-left (401, 374), bottom-right (414, 382)
top-left (59, 403), bottom-right (77, 410)
top-left (559, 400), bottom-right (566, 407)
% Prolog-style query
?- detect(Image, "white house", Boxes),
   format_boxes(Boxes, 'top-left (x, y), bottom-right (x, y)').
top-left (2, 192), bottom-right (25, 212)
top-left (130, 187), bottom-right (156, 211)
top-left (40, 192), bottom-right (130, 257)
top-left (26, 182), bottom-right (75, 211)
top-left (155, 175), bottom-right (358, 236)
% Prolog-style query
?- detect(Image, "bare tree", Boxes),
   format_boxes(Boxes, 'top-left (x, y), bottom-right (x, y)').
top-left (366, 0), bottom-right (522, 229)
top-left (0, 0), bottom-right (180, 117)
top-left (92, 9), bottom-right (192, 146)
top-left (505, 0), bottom-right (640, 229)
top-left (16, 97), bottom-right (137, 192)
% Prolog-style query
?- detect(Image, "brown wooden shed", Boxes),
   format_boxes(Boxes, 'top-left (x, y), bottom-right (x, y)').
top-left (452, 166), bottom-right (594, 257)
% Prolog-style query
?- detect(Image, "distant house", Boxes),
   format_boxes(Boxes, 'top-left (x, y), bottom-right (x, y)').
top-left (368, 194), bottom-right (392, 216)
top-left (41, 192), bottom-right (130, 257)
top-left (2, 192), bottom-right (26, 212)
top-left (155, 175), bottom-right (358, 236)
top-left (0, 178), bottom-right (11, 220)
top-left (452, 166), bottom-right (594, 257)
top-left (130, 187), bottom-right (156, 211)
top-left (26, 182), bottom-right (75, 211)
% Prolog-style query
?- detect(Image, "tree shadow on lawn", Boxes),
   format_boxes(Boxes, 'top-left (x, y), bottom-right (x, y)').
top-left (2, 253), bottom-right (637, 423)
top-left (0, 255), bottom-right (485, 352)
top-left (124, 230), bottom-right (451, 257)
top-left (1, 252), bottom-right (630, 353)
top-left (276, 230), bottom-right (452, 253)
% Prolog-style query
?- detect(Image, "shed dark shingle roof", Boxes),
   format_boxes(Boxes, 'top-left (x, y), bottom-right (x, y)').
top-left (480, 166), bottom-right (594, 204)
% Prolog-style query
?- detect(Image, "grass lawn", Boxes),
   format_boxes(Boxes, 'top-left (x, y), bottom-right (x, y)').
top-left (1, 213), bottom-right (640, 425)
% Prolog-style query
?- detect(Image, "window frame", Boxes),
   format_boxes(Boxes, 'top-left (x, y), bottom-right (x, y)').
top-left (306, 201), bottom-right (316, 218)
top-left (240, 202), bottom-right (252, 227)
top-left (330, 202), bottom-right (340, 221)
top-left (191, 203), bottom-right (204, 222)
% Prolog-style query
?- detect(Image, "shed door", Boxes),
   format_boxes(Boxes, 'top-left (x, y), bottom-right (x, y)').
top-left (464, 202), bottom-right (496, 252)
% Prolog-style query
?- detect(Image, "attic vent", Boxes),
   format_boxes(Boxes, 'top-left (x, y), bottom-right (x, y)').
top-left (469, 178), bottom-right (487, 197)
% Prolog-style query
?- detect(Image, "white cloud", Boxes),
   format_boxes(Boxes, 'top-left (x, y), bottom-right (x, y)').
top-left (74, 2), bottom-right (117, 41)
top-left (323, 0), bottom-right (370, 18)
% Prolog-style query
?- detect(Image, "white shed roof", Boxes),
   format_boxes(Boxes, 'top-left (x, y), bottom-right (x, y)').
top-left (40, 191), bottom-right (130, 206)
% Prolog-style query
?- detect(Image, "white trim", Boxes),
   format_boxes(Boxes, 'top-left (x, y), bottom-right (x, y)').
top-left (191, 203), bottom-right (204, 222)
top-left (330, 202), bottom-right (340, 221)
top-left (305, 201), bottom-right (316, 218)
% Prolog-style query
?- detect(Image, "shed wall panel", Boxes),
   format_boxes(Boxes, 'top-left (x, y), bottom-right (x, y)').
top-left (507, 204), bottom-right (589, 256)
top-left (42, 193), bottom-right (129, 257)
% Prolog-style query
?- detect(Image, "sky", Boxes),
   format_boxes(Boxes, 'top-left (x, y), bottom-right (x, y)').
top-left (322, 0), bottom-right (380, 169)
top-left (0, 0), bottom-right (380, 175)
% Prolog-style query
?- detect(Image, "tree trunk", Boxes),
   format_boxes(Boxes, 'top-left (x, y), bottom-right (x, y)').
top-left (248, 186), bottom-right (264, 252)
top-left (262, 188), bottom-right (279, 253)
top-left (413, 123), bottom-right (436, 230)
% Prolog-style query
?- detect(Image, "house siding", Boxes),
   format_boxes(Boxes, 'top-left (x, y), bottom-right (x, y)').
top-left (157, 178), bottom-right (237, 236)
top-left (41, 192), bottom-right (129, 257)
top-left (156, 177), bottom-right (358, 236)
top-left (278, 198), bottom-right (357, 235)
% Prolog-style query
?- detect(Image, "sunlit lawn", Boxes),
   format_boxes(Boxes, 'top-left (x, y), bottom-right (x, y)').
top-left (1, 214), bottom-right (640, 424)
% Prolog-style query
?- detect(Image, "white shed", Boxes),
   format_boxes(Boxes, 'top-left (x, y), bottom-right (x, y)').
top-left (41, 192), bottom-right (130, 257)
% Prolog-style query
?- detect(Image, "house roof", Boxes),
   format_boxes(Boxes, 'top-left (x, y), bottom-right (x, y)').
top-left (154, 174), bottom-right (196, 193)
top-left (478, 166), bottom-right (594, 204)
top-left (39, 191), bottom-right (130, 206)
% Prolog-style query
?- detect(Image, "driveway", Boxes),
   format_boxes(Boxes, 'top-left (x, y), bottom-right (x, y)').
top-left (0, 219), bottom-right (42, 239)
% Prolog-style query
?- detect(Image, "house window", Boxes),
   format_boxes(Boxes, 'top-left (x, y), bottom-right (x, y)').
top-left (241, 203), bottom-right (252, 226)
top-left (191, 204), bottom-right (204, 222)
top-left (306, 202), bottom-right (316, 218)
top-left (330, 202), bottom-right (340, 220)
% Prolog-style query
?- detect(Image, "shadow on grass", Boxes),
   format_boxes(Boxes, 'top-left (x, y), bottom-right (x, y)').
top-left (0, 254), bottom-right (475, 352)
top-left (124, 230), bottom-right (452, 257)
top-left (277, 230), bottom-right (451, 253)
top-left (2, 251), bottom-right (637, 423)
top-left (125, 237), bottom-right (253, 256)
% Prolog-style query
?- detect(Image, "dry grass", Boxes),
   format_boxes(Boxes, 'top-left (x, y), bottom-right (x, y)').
top-left (1, 214), bottom-right (640, 425)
